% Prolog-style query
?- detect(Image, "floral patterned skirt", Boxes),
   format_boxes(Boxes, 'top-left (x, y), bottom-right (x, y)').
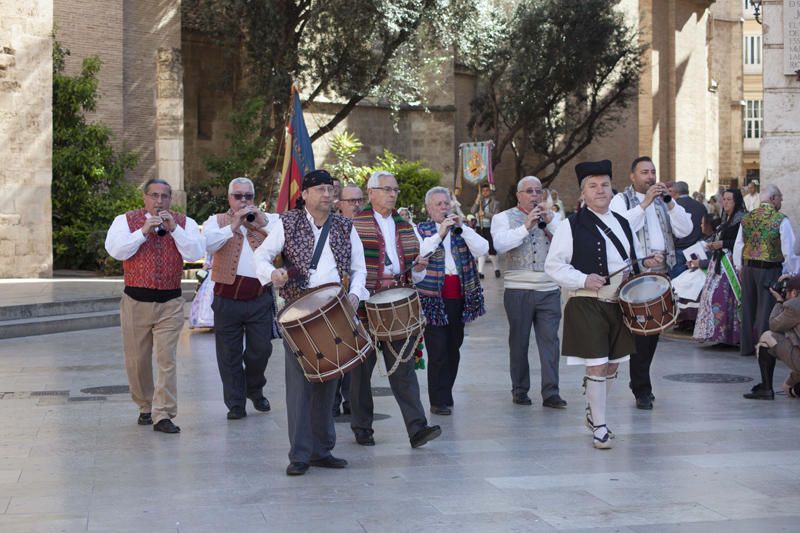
top-left (692, 257), bottom-right (740, 346)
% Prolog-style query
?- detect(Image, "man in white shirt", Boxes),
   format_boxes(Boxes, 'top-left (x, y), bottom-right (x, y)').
top-left (349, 171), bottom-right (442, 449)
top-left (105, 178), bottom-right (204, 434)
top-left (733, 184), bottom-right (796, 360)
top-left (743, 181), bottom-right (760, 212)
top-left (491, 176), bottom-right (565, 408)
top-left (545, 160), bottom-right (659, 448)
top-left (203, 177), bottom-right (279, 421)
top-left (610, 156), bottom-right (693, 410)
top-left (253, 169), bottom-right (369, 476)
top-left (417, 187), bottom-right (488, 415)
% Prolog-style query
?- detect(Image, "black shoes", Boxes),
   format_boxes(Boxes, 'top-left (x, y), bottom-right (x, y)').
top-left (410, 425), bottom-right (442, 448)
top-left (743, 384), bottom-right (775, 400)
top-left (153, 419), bottom-right (180, 433)
top-left (543, 395), bottom-right (568, 409)
top-left (635, 396), bottom-right (653, 410)
top-left (479, 273), bottom-right (485, 279)
top-left (137, 413), bottom-right (153, 426)
top-left (353, 428), bottom-right (375, 446)
top-left (286, 462), bottom-right (310, 476)
top-left (250, 397), bottom-right (271, 412)
top-left (310, 456), bottom-right (348, 469)
top-left (512, 393), bottom-right (532, 405)
top-left (495, 270), bottom-right (501, 278)
top-left (430, 405), bottom-right (452, 416)
top-left (227, 407), bottom-right (247, 420)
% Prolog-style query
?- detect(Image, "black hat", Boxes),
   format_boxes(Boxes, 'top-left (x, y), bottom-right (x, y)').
top-left (302, 169), bottom-right (334, 190)
top-left (575, 160), bottom-right (612, 186)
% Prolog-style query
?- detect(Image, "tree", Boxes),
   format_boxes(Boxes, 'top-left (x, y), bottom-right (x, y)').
top-left (465, 0), bottom-right (643, 188)
top-left (183, 0), bottom-right (484, 199)
top-left (52, 40), bottom-right (140, 271)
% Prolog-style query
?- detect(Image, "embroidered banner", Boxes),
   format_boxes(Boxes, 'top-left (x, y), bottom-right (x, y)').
top-left (456, 141), bottom-right (494, 190)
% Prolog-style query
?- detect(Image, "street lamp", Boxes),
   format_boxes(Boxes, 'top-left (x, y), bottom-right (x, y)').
top-left (751, 0), bottom-right (762, 25)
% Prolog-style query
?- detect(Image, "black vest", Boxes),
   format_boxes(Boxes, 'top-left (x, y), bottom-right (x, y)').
top-left (568, 208), bottom-right (638, 279)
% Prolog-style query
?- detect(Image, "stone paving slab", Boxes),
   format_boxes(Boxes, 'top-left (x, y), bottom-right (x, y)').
top-left (0, 275), bottom-right (799, 531)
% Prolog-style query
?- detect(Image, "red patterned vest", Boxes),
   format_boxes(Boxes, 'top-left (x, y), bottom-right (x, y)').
top-left (123, 209), bottom-right (187, 290)
top-left (742, 204), bottom-right (786, 262)
top-left (279, 209), bottom-right (352, 303)
top-left (351, 206), bottom-right (418, 291)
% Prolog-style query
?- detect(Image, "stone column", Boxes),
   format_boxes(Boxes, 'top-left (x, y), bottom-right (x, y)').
top-left (0, 0), bottom-right (53, 277)
top-left (762, 1), bottom-right (800, 224)
top-left (156, 47), bottom-right (185, 206)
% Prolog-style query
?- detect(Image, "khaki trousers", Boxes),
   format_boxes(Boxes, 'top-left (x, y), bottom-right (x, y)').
top-left (120, 294), bottom-right (184, 423)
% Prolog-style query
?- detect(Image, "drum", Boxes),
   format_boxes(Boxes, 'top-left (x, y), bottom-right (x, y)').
top-left (617, 272), bottom-right (678, 336)
top-left (365, 287), bottom-right (425, 342)
top-left (277, 283), bottom-right (374, 383)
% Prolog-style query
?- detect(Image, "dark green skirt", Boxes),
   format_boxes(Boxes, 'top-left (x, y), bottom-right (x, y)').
top-left (562, 297), bottom-right (635, 359)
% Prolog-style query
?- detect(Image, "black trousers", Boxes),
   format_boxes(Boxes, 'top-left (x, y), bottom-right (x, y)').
top-left (423, 298), bottom-right (464, 407)
top-left (212, 291), bottom-right (274, 410)
top-left (629, 334), bottom-right (659, 399)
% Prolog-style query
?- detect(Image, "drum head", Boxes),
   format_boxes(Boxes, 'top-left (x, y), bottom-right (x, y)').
top-left (278, 285), bottom-right (341, 323)
top-left (619, 275), bottom-right (670, 304)
top-left (367, 287), bottom-right (417, 304)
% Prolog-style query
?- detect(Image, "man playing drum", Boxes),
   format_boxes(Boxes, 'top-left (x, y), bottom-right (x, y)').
top-left (609, 156), bottom-right (692, 410)
top-left (417, 187), bottom-right (488, 415)
top-left (545, 160), bottom-right (660, 449)
top-left (350, 170), bottom-right (442, 449)
top-left (253, 170), bottom-right (369, 476)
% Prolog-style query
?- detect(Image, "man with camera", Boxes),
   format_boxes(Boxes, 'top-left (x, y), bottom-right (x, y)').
top-left (491, 176), bottom-right (565, 409)
top-left (105, 178), bottom-right (204, 433)
top-left (744, 275), bottom-right (800, 400)
top-left (203, 177), bottom-right (279, 420)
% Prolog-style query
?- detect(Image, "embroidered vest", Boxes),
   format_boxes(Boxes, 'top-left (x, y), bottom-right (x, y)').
top-left (622, 186), bottom-right (675, 271)
top-left (123, 209), bottom-right (186, 290)
top-left (416, 221), bottom-right (485, 326)
top-left (211, 212), bottom-right (267, 285)
top-left (742, 204), bottom-right (786, 262)
top-left (279, 209), bottom-right (352, 303)
top-left (502, 207), bottom-right (551, 273)
top-left (351, 206), bottom-right (418, 291)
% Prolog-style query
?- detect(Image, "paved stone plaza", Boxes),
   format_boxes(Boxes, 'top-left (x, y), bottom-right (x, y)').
top-left (1, 275), bottom-right (799, 532)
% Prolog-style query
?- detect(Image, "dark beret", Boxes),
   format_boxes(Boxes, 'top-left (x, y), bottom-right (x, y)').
top-left (302, 169), bottom-right (334, 190)
top-left (575, 160), bottom-right (612, 186)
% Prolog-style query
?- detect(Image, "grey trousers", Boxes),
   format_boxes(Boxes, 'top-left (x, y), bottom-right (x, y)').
top-left (349, 338), bottom-right (428, 438)
top-left (504, 288), bottom-right (562, 399)
top-left (283, 342), bottom-right (338, 464)
top-left (212, 291), bottom-right (273, 410)
top-left (741, 265), bottom-right (781, 355)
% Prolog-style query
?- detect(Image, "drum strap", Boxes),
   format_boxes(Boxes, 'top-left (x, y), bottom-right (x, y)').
top-left (308, 216), bottom-right (333, 274)
top-left (584, 211), bottom-right (640, 276)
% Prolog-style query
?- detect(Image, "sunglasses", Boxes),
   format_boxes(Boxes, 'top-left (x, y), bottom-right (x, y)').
top-left (231, 193), bottom-right (255, 201)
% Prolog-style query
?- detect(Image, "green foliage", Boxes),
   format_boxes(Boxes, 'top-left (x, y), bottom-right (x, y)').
top-left (366, 151), bottom-right (441, 220)
top-left (52, 40), bottom-right (140, 272)
top-left (329, 131), bottom-right (368, 186)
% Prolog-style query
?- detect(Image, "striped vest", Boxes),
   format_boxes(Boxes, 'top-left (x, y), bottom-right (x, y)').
top-left (123, 208), bottom-right (186, 290)
top-left (352, 206), bottom-right (418, 291)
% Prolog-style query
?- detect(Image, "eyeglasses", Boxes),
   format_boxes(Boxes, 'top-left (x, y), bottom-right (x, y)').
top-left (370, 187), bottom-right (401, 195)
top-left (146, 193), bottom-right (171, 200)
top-left (520, 188), bottom-right (543, 195)
top-left (340, 198), bottom-right (363, 204)
top-left (231, 193), bottom-right (255, 201)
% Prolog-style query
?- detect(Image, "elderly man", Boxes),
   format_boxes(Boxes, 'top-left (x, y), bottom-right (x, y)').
top-left (471, 183), bottom-right (501, 279)
top-left (254, 169), bottom-right (369, 476)
top-left (545, 160), bottom-right (656, 448)
top-left (610, 156), bottom-right (693, 410)
top-left (491, 176), bottom-right (565, 408)
top-left (203, 177), bottom-right (278, 420)
top-left (734, 184), bottom-right (795, 359)
top-left (350, 170), bottom-right (442, 449)
top-left (417, 187), bottom-right (488, 415)
top-left (105, 178), bottom-right (204, 434)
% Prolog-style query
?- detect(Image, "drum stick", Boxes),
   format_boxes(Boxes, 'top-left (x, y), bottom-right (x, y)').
top-left (606, 255), bottom-right (655, 280)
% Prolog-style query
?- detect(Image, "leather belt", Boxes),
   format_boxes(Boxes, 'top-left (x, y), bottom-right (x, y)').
top-left (744, 259), bottom-right (783, 270)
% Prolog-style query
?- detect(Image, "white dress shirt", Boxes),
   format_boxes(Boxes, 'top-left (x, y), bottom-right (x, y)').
top-left (545, 207), bottom-right (644, 290)
top-left (372, 211), bottom-right (427, 285)
top-left (203, 213), bottom-right (279, 278)
top-left (744, 193), bottom-right (760, 213)
top-left (732, 208), bottom-right (796, 274)
top-left (105, 212), bottom-right (205, 262)
top-left (609, 192), bottom-right (693, 249)
top-left (417, 224), bottom-right (489, 274)
top-left (253, 210), bottom-right (369, 301)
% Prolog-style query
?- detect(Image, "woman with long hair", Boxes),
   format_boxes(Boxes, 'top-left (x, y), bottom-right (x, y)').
top-left (692, 188), bottom-right (747, 346)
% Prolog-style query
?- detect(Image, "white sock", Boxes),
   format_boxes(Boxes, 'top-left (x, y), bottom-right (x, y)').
top-left (489, 254), bottom-right (498, 271)
top-left (606, 371), bottom-right (618, 396)
top-left (478, 255), bottom-right (486, 273)
top-left (585, 375), bottom-right (607, 438)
